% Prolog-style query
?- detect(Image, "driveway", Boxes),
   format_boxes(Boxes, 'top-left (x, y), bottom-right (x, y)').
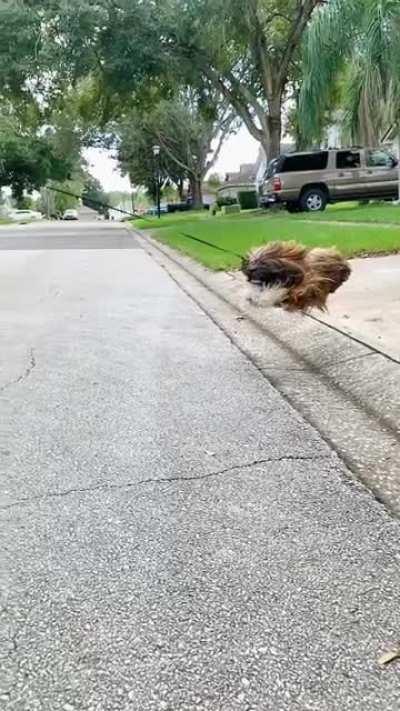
top-left (1, 221), bottom-right (400, 710)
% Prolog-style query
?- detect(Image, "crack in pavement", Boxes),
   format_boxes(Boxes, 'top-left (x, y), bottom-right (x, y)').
top-left (138, 454), bottom-right (329, 484)
top-left (0, 454), bottom-right (331, 511)
top-left (0, 348), bottom-right (36, 394)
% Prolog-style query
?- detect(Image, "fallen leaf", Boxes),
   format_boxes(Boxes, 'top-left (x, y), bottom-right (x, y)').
top-left (378, 647), bottom-right (400, 666)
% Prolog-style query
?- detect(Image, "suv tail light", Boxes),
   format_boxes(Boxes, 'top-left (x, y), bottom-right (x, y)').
top-left (273, 176), bottom-right (283, 192)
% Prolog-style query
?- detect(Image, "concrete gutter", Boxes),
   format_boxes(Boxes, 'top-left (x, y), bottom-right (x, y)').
top-left (307, 311), bottom-right (400, 367)
top-left (131, 226), bottom-right (400, 516)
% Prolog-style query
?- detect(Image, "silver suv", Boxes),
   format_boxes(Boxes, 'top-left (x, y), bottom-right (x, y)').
top-left (261, 147), bottom-right (399, 212)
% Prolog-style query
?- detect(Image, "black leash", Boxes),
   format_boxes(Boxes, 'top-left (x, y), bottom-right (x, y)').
top-left (178, 231), bottom-right (244, 261)
top-left (47, 186), bottom-right (138, 219)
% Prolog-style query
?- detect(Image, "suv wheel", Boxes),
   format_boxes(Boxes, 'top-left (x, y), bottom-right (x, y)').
top-left (300, 187), bottom-right (327, 212)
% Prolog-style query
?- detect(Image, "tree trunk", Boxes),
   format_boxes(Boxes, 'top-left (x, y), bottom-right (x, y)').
top-left (264, 110), bottom-right (282, 163)
top-left (178, 177), bottom-right (184, 202)
top-left (397, 132), bottom-right (400, 203)
top-left (189, 176), bottom-right (203, 209)
top-left (12, 182), bottom-right (24, 208)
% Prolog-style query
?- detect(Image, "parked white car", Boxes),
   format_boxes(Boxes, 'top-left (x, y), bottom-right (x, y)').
top-left (62, 208), bottom-right (79, 220)
top-left (8, 209), bottom-right (44, 223)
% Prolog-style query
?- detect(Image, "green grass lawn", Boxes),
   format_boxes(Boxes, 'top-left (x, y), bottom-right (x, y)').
top-left (135, 208), bottom-right (400, 270)
top-left (298, 201), bottom-right (400, 224)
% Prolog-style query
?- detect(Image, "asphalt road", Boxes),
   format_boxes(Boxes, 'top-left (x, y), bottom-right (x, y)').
top-left (1, 221), bottom-right (400, 710)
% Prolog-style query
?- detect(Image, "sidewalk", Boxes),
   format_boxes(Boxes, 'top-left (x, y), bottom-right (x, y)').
top-left (317, 254), bottom-right (400, 362)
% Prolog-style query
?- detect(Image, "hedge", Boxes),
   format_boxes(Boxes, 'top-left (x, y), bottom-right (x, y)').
top-left (238, 190), bottom-right (258, 210)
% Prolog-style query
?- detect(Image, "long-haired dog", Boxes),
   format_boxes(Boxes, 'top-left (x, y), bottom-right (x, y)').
top-left (241, 241), bottom-right (351, 312)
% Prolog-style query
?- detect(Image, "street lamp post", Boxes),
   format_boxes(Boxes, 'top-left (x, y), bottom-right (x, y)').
top-left (152, 144), bottom-right (161, 219)
top-left (130, 181), bottom-right (136, 215)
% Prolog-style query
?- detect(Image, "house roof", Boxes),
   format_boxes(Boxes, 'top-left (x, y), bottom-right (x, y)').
top-left (223, 143), bottom-right (294, 187)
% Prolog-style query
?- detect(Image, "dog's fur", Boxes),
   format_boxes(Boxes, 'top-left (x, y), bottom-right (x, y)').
top-left (241, 241), bottom-right (351, 312)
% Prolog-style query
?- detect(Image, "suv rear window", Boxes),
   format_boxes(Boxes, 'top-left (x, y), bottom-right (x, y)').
top-left (366, 149), bottom-right (394, 168)
top-left (265, 158), bottom-right (279, 179)
top-left (280, 152), bottom-right (328, 172)
top-left (336, 151), bottom-right (361, 169)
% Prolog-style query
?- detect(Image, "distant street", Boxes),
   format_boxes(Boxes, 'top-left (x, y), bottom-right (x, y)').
top-left (1, 221), bottom-right (400, 710)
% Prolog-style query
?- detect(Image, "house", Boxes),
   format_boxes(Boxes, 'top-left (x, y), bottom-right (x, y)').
top-left (109, 206), bottom-right (124, 221)
top-left (217, 143), bottom-right (294, 201)
top-left (322, 113), bottom-right (399, 154)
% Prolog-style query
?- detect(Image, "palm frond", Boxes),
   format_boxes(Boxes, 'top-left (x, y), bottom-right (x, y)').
top-left (300, 0), bottom-right (400, 143)
top-left (299, 0), bottom-right (363, 141)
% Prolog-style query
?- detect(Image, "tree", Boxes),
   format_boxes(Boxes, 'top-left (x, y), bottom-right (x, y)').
top-left (299, 0), bottom-right (400, 147)
top-left (150, 92), bottom-right (234, 206)
top-left (0, 0), bottom-right (328, 168)
top-left (12, 0), bottom-right (168, 110)
top-left (207, 173), bottom-right (222, 188)
top-left (0, 1), bottom-right (41, 100)
top-left (0, 128), bottom-right (73, 206)
top-left (157, 0), bottom-right (323, 160)
top-left (116, 114), bottom-right (181, 204)
top-left (116, 91), bottom-right (234, 207)
top-left (9, 1), bottom-right (323, 162)
top-left (82, 173), bottom-right (109, 215)
top-left (44, 178), bottom-right (84, 217)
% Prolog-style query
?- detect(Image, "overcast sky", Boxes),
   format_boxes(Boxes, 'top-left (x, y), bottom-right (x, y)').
top-left (84, 126), bottom-right (260, 192)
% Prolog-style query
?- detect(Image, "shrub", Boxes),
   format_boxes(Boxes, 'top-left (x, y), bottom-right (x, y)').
top-left (167, 202), bottom-right (191, 213)
top-left (221, 204), bottom-right (241, 215)
top-left (216, 195), bottom-right (238, 208)
top-left (238, 190), bottom-right (258, 210)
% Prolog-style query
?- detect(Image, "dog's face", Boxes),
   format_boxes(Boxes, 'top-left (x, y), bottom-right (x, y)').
top-left (241, 260), bottom-right (301, 308)
top-left (243, 277), bottom-right (290, 308)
